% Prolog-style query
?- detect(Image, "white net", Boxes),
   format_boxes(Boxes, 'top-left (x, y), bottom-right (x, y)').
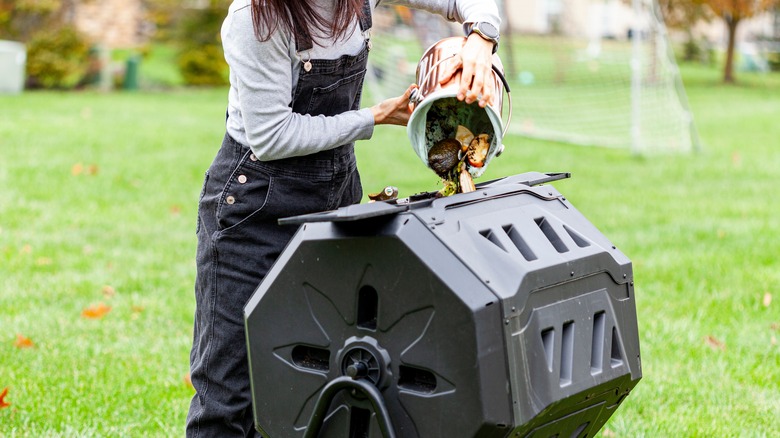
top-left (367, 0), bottom-right (700, 153)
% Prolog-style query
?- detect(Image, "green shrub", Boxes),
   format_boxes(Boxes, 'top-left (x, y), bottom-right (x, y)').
top-left (768, 52), bottom-right (780, 72)
top-left (177, 44), bottom-right (228, 86)
top-left (26, 26), bottom-right (90, 89)
top-left (174, 2), bottom-right (230, 86)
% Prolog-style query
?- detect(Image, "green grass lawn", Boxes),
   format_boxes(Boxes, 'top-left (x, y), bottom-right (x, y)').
top-left (1, 64), bottom-right (779, 436)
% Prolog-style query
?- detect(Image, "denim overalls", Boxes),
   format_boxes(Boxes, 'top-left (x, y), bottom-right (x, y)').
top-left (187, 3), bottom-right (372, 435)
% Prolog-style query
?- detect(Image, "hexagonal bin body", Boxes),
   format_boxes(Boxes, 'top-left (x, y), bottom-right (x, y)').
top-left (244, 172), bottom-right (641, 438)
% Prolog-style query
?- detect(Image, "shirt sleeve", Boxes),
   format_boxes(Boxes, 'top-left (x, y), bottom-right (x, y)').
top-left (222, 7), bottom-right (375, 161)
top-left (376, 0), bottom-right (501, 29)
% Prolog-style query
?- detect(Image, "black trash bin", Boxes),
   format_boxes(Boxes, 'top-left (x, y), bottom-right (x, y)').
top-left (245, 172), bottom-right (641, 438)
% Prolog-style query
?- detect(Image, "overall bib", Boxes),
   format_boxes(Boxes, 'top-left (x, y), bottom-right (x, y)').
top-left (187, 3), bottom-right (372, 436)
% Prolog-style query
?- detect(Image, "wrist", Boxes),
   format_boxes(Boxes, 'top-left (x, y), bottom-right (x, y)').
top-left (467, 33), bottom-right (495, 52)
top-left (464, 21), bottom-right (500, 54)
top-left (370, 104), bottom-right (385, 125)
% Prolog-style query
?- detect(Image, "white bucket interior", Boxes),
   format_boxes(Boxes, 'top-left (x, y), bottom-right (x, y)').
top-left (407, 90), bottom-right (504, 178)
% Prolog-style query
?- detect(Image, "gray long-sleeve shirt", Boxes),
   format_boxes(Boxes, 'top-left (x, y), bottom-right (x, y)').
top-left (221, 0), bottom-right (500, 161)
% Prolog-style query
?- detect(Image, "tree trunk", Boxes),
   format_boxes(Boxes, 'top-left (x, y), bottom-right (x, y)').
top-left (723, 16), bottom-right (739, 83)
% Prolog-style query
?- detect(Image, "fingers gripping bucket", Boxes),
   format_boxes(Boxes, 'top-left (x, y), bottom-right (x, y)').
top-left (408, 37), bottom-right (512, 177)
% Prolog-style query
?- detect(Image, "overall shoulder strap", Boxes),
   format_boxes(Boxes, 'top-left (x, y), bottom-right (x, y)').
top-left (294, 0), bottom-right (374, 53)
top-left (358, 0), bottom-right (373, 33)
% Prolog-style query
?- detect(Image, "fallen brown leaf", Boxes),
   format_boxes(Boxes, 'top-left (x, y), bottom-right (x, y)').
top-left (704, 335), bottom-right (726, 351)
top-left (183, 373), bottom-right (194, 389)
top-left (86, 164), bottom-right (99, 176)
top-left (130, 306), bottom-right (144, 320)
top-left (14, 334), bottom-right (34, 349)
top-left (81, 303), bottom-right (112, 319)
top-left (771, 323), bottom-right (779, 331)
top-left (763, 292), bottom-right (772, 308)
top-left (71, 163), bottom-right (84, 176)
top-left (0, 387), bottom-right (10, 409)
top-left (169, 205), bottom-right (182, 215)
top-left (35, 257), bottom-right (52, 266)
top-left (102, 285), bottom-right (116, 298)
top-left (731, 151), bottom-right (742, 167)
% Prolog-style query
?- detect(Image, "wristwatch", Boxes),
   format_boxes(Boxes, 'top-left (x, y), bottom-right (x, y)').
top-left (465, 21), bottom-right (500, 54)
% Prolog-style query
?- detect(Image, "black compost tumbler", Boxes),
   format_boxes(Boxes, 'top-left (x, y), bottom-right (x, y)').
top-left (244, 172), bottom-right (642, 438)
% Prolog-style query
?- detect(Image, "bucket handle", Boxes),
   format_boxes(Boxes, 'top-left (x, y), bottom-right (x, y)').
top-left (409, 54), bottom-right (512, 138)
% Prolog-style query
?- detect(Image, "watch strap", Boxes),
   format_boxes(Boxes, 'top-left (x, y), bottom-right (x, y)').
top-left (464, 21), bottom-right (499, 54)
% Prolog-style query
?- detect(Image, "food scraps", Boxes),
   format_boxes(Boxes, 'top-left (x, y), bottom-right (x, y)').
top-left (466, 134), bottom-right (490, 168)
top-left (427, 138), bottom-right (461, 177)
top-left (427, 125), bottom-right (489, 197)
top-left (368, 186), bottom-right (399, 202)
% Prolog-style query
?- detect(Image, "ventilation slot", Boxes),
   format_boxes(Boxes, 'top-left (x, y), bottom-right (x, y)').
top-left (399, 365), bottom-right (437, 393)
top-left (349, 407), bottom-right (371, 438)
top-left (560, 321), bottom-right (575, 386)
top-left (541, 327), bottom-right (555, 372)
top-left (479, 229), bottom-right (508, 252)
top-left (292, 345), bottom-right (330, 371)
top-left (571, 422), bottom-right (590, 438)
top-left (564, 224), bottom-right (591, 248)
top-left (503, 224), bottom-right (538, 261)
top-left (610, 327), bottom-right (624, 368)
top-left (535, 217), bottom-right (569, 253)
top-left (357, 285), bottom-right (378, 330)
top-left (590, 312), bottom-right (605, 375)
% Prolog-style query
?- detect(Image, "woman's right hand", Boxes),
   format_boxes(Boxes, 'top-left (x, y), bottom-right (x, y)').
top-left (370, 84), bottom-right (418, 126)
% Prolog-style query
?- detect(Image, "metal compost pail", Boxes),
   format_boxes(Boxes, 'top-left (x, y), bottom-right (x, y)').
top-left (407, 37), bottom-right (511, 178)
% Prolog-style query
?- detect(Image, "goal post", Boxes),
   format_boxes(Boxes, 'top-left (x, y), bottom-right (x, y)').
top-left (366, 0), bottom-right (701, 154)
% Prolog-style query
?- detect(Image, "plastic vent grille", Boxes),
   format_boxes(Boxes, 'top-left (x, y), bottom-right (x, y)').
top-left (539, 310), bottom-right (624, 388)
top-left (478, 216), bottom-right (592, 262)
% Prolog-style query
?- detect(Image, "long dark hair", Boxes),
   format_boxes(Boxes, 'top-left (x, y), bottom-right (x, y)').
top-left (251, 0), bottom-right (365, 47)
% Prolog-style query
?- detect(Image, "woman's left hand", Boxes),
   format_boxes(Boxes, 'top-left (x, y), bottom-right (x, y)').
top-left (371, 84), bottom-right (418, 126)
top-left (439, 34), bottom-right (496, 108)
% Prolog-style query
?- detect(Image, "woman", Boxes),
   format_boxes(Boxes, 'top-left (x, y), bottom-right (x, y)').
top-left (187, 0), bottom-right (501, 435)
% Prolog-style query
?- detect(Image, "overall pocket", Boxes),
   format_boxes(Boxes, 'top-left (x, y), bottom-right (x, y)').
top-left (306, 69), bottom-right (366, 116)
top-left (215, 156), bottom-right (273, 234)
top-left (195, 170), bottom-right (210, 235)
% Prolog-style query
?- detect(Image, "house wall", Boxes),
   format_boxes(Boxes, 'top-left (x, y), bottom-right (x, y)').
top-left (693, 14), bottom-right (776, 47)
top-left (504, 0), bottom-right (776, 48)
top-left (73, 0), bottom-right (146, 48)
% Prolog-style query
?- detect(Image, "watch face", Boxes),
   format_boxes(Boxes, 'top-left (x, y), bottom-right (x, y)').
top-left (478, 22), bottom-right (499, 40)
